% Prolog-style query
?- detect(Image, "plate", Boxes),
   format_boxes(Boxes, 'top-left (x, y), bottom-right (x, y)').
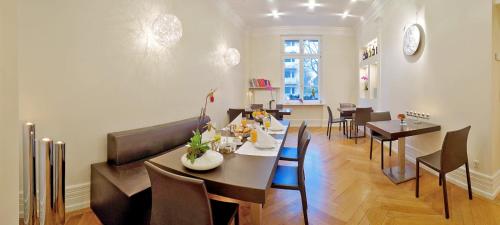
top-left (181, 150), bottom-right (223, 171)
top-left (254, 142), bottom-right (275, 149)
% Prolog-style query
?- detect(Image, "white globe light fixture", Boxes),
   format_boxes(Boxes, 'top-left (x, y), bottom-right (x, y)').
top-left (224, 48), bottom-right (241, 67)
top-left (151, 14), bottom-right (183, 47)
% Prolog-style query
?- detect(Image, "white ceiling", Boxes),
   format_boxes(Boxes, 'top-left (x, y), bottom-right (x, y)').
top-left (223, 0), bottom-right (374, 28)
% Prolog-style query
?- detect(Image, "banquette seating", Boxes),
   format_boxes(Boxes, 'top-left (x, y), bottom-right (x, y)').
top-left (90, 116), bottom-right (210, 225)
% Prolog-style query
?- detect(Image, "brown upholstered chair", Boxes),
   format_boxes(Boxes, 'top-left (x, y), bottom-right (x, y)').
top-left (227, 108), bottom-right (245, 122)
top-left (272, 129), bottom-right (311, 225)
top-left (369, 112), bottom-right (396, 169)
top-left (279, 121), bottom-right (307, 161)
top-left (351, 107), bottom-right (373, 143)
top-left (145, 162), bottom-right (239, 225)
top-left (250, 104), bottom-right (263, 110)
top-left (326, 106), bottom-right (346, 140)
top-left (415, 126), bottom-right (472, 219)
top-left (339, 103), bottom-right (356, 119)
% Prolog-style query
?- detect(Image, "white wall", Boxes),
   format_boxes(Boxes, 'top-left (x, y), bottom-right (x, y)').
top-left (248, 27), bottom-right (358, 127)
top-left (17, 0), bottom-right (247, 208)
top-left (0, 0), bottom-right (19, 222)
top-left (358, 0), bottom-right (497, 195)
top-left (493, 3), bottom-right (500, 174)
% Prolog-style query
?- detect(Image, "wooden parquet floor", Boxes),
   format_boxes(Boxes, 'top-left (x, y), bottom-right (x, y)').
top-left (27, 128), bottom-right (500, 225)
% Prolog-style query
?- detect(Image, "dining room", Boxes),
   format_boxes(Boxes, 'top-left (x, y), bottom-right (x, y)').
top-left (3, 0), bottom-right (500, 225)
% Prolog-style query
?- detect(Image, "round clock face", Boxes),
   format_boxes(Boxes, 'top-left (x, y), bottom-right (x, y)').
top-left (403, 24), bottom-right (421, 56)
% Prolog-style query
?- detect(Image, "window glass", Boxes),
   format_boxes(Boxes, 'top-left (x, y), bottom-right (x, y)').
top-left (283, 58), bottom-right (301, 100)
top-left (284, 40), bottom-right (300, 54)
top-left (303, 40), bottom-right (319, 54)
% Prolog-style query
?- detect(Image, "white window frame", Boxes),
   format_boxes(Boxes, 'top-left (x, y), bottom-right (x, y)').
top-left (280, 36), bottom-right (322, 104)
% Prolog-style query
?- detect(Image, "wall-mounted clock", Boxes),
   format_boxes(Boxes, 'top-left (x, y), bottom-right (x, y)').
top-left (403, 24), bottom-right (421, 56)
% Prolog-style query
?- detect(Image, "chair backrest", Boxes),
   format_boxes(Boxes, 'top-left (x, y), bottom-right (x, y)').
top-left (440, 126), bottom-right (471, 173)
top-left (297, 121), bottom-right (308, 147)
top-left (339, 103), bottom-right (356, 108)
top-left (276, 104), bottom-right (284, 110)
top-left (326, 106), bottom-right (333, 123)
top-left (228, 108), bottom-right (245, 122)
top-left (370, 112), bottom-right (391, 122)
top-left (250, 104), bottom-right (263, 110)
top-left (145, 162), bottom-right (213, 225)
top-left (298, 129), bottom-right (312, 182)
top-left (354, 107), bottom-right (373, 125)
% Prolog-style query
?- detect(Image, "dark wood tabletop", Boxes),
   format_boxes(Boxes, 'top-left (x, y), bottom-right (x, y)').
top-left (244, 108), bottom-right (292, 116)
top-left (366, 120), bottom-right (441, 139)
top-left (148, 120), bottom-right (289, 204)
top-left (337, 107), bottom-right (356, 113)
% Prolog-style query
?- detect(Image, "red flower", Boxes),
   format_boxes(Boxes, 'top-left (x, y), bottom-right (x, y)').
top-left (210, 95), bottom-right (215, 103)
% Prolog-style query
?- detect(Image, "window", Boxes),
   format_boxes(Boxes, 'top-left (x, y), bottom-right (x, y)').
top-left (281, 37), bottom-right (321, 103)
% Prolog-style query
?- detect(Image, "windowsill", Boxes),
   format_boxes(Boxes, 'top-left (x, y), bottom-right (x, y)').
top-left (282, 102), bottom-right (324, 106)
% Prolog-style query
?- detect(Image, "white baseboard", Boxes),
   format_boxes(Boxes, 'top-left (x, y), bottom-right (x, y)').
top-left (19, 183), bottom-right (90, 218)
top-left (388, 142), bottom-right (500, 200)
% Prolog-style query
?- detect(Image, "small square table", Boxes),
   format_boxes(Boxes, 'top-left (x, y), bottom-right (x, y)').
top-left (366, 120), bottom-right (441, 184)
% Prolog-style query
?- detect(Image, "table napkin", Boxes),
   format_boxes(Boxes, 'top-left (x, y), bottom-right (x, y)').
top-left (202, 127), bottom-right (216, 143)
top-left (255, 126), bottom-right (277, 148)
top-left (229, 113), bottom-right (242, 126)
top-left (269, 115), bottom-right (286, 131)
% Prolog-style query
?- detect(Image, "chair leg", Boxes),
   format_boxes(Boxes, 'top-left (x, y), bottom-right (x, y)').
top-left (439, 173), bottom-right (442, 186)
top-left (328, 123), bottom-right (331, 140)
top-left (465, 163), bottom-right (473, 200)
top-left (326, 122), bottom-right (330, 136)
top-left (299, 187), bottom-right (309, 225)
top-left (370, 137), bottom-right (373, 160)
top-left (416, 160), bottom-right (420, 198)
top-left (389, 141), bottom-right (392, 156)
top-left (234, 208), bottom-right (239, 225)
top-left (354, 125), bottom-right (358, 144)
top-left (381, 141), bottom-right (384, 170)
top-left (442, 173), bottom-right (450, 219)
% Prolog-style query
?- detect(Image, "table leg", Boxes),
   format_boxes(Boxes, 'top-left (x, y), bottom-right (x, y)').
top-left (250, 203), bottom-right (262, 225)
top-left (382, 137), bottom-right (417, 184)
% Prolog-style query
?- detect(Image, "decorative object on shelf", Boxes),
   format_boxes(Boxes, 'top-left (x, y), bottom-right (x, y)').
top-left (361, 76), bottom-right (369, 91)
top-left (361, 39), bottom-right (378, 61)
top-left (397, 113), bottom-right (407, 125)
top-left (403, 24), bottom-right (422, 56)
top-left (151, 14), bottom-right (183, 47)
top-left (224, 48), bottom-right (241, 67)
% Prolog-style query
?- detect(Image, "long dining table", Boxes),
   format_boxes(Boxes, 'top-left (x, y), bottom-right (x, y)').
top-left (367, 119), bottom-right (441, 184)
top-left (148, 120), bottom-right (290, 225)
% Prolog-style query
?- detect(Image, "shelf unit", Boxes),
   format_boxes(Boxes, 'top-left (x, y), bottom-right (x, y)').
top-left (359, 38), bottom-right (380, 100)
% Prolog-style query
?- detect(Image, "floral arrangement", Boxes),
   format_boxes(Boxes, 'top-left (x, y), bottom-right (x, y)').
top-left (252, 110), bottom-right (268, 123)
top-left (361, 76), bottom-right (369, 91)
top-left (187, 89), bottom-right (217, 164)
top-left (397, 113), bottom-right (406, 123)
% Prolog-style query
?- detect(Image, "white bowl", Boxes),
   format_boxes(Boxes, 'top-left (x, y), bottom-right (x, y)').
top-left (181, 150), bottom-right (223, 171)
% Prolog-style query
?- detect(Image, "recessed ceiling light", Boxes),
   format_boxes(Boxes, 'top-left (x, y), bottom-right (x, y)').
top-left (351, 0), bottom-right (357, 2)
top-left (342, 11), bottom-right (349, 19)
top-left (303, 0), bottom-right (322, 10)
top-left (268, 10), bottom-right (284, 19)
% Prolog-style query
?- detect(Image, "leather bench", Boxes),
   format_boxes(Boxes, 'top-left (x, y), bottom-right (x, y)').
top-left (91, 116), bottom-right (210, 225)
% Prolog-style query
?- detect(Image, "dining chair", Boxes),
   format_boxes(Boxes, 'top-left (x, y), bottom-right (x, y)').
top-left (145, 162), bottom-right (239, 225)
top-left (227, 108), bottom-right (245, 122)
top-left (369, 112), bottom-right (396, 169)
top-left (351, 107), bottom-right (373, 144)
top-left (276, 104), bottom-right (284, 110)
top-left (250, 104), bottom-right (263, 110)
top-left (326, 106), bottom-right (346, 140)
top-left (272, 129), bottom-right (311, 225)
top-left (279, 121), bottom-right (307, 161)
top-left (415, 126), bottom-right (472, 219)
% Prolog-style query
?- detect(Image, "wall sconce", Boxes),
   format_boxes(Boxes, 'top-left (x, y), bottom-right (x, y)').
top-left (224, 48), bottom-right (241, 67)
top-left (151, 14), bottom-right (183, 47)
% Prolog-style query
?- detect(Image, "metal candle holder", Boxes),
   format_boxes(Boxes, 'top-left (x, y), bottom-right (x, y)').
top-left (22, 123), bottom-right (66, 225)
